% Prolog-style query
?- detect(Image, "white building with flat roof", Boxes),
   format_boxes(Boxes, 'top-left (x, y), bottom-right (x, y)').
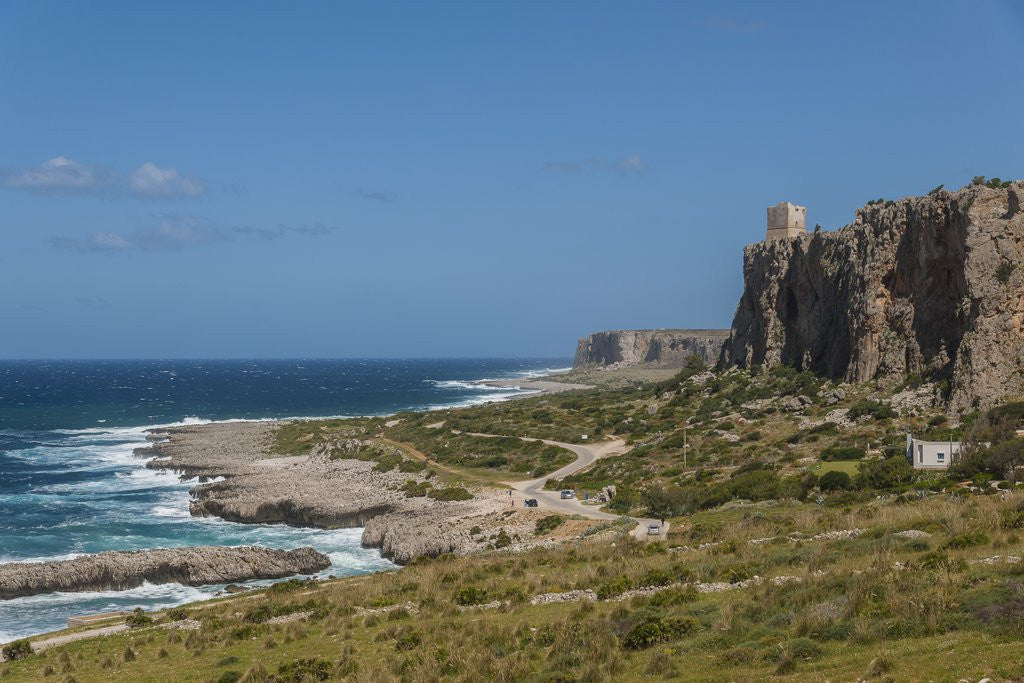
top-left (906, 434), bottom-right (962, 470)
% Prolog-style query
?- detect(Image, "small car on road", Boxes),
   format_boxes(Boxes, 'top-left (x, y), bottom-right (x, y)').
top-left (524, 499), bottom-right (538, 507)
top-left (560, 490), bottom-right (575, 499)
top-left (647, 524), bottom-right (661, 535)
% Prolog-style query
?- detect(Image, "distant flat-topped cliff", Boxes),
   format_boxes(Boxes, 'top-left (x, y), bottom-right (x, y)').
top-left (719, 180), bottom-right (1024, 413)
top-left (573, 329), bottom-right (729, 369)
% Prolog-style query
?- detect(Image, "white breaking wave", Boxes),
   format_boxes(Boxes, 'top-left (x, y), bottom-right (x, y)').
top-left (0, 363), bottom-right (564, 641)
top-left (513, 366), bottom-right (572, 379)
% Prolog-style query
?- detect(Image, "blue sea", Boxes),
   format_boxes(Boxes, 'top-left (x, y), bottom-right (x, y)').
top-left (0, 358), bottom-right (568, 641)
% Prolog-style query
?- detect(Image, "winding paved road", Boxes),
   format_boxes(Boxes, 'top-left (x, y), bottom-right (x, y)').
top-left (499, 437), bottom-right (668, 541)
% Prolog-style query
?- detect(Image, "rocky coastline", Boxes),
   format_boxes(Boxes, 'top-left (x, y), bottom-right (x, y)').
top-left (138, 421), bottom-right (530, 564)
top-left (0, 546), bottom-right (330, 600)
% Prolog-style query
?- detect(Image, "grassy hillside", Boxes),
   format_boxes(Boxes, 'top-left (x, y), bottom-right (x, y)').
top-left (6, 492), bottom-right (1024, 681)
top-left (9, 363), bottom-right (1024, 681)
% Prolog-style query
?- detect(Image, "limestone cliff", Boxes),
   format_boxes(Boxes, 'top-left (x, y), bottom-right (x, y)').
top-left (573, 329), bottom-right (728, 369)
top-left (719, 181), bottom-right (1024, 412)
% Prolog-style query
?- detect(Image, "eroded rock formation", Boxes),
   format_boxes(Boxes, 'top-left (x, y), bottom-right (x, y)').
top-left (719, 182), bottom-right (1024, 413)
top-left (139, 422), bottom-right (508, 564)
top-left (0, 546), bottom-right (330, 599)
top-left (573, 329), bottom-right (729, 369)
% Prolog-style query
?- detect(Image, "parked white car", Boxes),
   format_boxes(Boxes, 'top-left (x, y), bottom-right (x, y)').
top-left (647, 524), bottom-right (661, 535)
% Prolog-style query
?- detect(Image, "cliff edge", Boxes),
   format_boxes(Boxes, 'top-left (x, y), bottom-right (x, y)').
top-left (719, 181), bottom-right (1024, 413)
top-left (573, 329), bottom-right (728, 370)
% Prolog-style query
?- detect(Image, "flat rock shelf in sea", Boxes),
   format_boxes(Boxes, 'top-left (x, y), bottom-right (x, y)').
top-left (0, 546), bottom-right (330, 600)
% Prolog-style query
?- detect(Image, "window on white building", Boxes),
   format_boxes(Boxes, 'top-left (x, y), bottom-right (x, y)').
top-left (937, 452), bottom-right (945, 462)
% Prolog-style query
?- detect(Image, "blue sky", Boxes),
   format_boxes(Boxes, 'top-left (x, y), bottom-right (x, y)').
top-left (1, 1), bottom-right (1022, 359)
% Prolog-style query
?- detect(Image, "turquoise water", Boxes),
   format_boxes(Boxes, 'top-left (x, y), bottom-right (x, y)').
top-left (0, 359), bottom-right (568, 641)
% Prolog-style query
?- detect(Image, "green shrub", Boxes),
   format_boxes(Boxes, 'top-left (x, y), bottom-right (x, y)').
top-left (821, 446), bottom-right (865, 461)
top-left (125, 608), bottom-right (153, 628)
top-left (268, 578), bottom-right (311, 594)
top-left (915, 551), bottom-right (964, 570)
top-left (395, 630), bottom-right (422, 651)
top-left (428, 486), bottom-right (473, 502)
top-left (401, 480), bottom-right (430, 497)
top-left (848, 399), bottom-right (896, 421)
top-left (275, 657), bottom-right (332, 682)
top-left (166, 607), bottom-right (189, 621)
top-left (397, 458), bottom-right (424, 473)
top-left (856, 455), bottom-right (913, 490)
top-left (534, 515), bottom-right (566, 535)
top-left (622, 615), bottom-right (697, 649)
top-left (784, 637), bottom-right (823, 660)
top-left (1, 639), bottom-right (33, 661)
top-left (819, 470), bottom-right (853, 491)
top-left (596, 575), bottom-right (636, 599)
top-left (726, 469), bottom-right (781, 501)
top-left (454, 586), bottom-right (489, 606)
top-left (243, 605), bottom-right (275, 623)
top-left (372, 452), bottom-right (404, 472)
top-left (942, 531), bottom-right (989, 549)
top-left (493, 528), bottom-right (513, 548)
top-left (997, 262), bottom-right (1016, 284)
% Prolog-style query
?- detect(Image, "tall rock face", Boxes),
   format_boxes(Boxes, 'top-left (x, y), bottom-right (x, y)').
top-left (719, 182), bottom-right (1024, 412)
top-left (574, 329), bottom-right (729, 369)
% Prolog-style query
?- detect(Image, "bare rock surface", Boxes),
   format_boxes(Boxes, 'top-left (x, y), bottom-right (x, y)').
top-left (0, 546), bottom-right (329, 599)
top-left (574, 329), bottom-right (729, 369)
top-left (138, 421), bottom-right (512, 564)
top-left (719, 182), bottom-right (1024, 413)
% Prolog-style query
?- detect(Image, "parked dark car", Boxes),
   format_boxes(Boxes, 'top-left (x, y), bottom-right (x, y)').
top-left (524, 499), bottom-right (538, 507)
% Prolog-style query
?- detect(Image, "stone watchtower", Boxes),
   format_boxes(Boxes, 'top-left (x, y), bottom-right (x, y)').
top-left (765, 201), bottom-right (807, 241)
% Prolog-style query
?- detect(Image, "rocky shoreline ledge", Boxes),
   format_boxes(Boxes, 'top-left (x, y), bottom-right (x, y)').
top-left (138, 421), bottom-right (539, 564)
top-left (0, 546), bottom-right (330, 599)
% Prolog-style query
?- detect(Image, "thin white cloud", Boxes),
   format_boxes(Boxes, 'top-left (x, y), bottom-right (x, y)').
top-left (2, 157), bottom-right (207, 199)
top-left (128, 162), bottom-right (206, 198)
top-left (51, 215), bottom-right (342, 253)
top-left (2, 157), bottom-right (115, 194)
top-left (543, 155), bottom-right (649, 175)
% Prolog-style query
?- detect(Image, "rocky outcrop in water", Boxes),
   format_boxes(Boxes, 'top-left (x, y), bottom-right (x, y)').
top-left (574, 329), bottom-right (728, 369)
top-left (719, 181), bottom-right (1024, 413)
top-left (0, 546), bottom-right (330, 599)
